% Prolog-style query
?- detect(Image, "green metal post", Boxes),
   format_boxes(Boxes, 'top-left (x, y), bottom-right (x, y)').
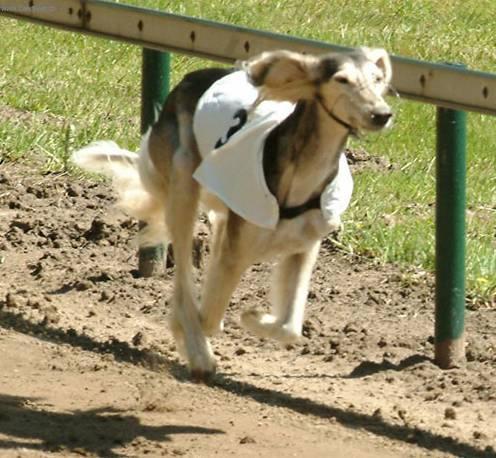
top-left (138, 49), bottom-right (170, 277)
top-left (434, 105), bottom-right (467, 368)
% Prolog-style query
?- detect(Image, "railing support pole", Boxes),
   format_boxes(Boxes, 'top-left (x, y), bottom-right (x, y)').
top-left (138, 48), bottom-right (170, 277)
top-left (435, 104), bottom-right (467, 368)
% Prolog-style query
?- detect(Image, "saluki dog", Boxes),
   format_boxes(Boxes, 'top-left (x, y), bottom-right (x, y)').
top-left (73, 47), bottom-right (393, 380)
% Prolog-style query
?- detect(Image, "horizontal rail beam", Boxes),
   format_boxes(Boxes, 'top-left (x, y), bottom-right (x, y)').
top-left (1, 0), bottom-right (496, 115)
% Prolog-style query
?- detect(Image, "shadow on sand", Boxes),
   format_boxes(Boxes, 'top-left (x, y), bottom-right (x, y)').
top-left (1, 309), bottom-right (493, 458)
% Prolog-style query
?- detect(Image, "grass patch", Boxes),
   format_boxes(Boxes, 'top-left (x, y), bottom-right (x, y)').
top-left (0, 0), bottom-right (494, 302)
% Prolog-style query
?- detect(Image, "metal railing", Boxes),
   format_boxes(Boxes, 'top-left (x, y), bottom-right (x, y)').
top-left (2, 0), bottom-right (496, 114)
top-left (2, 0), bottom-right (495, 368)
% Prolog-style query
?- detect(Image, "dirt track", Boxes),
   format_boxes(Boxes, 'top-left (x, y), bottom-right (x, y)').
top-left (1, 160), bottom-right (495, 457)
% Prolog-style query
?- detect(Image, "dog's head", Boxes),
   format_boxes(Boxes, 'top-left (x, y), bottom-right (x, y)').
top-left (244, 47), bottom-right (393, 132)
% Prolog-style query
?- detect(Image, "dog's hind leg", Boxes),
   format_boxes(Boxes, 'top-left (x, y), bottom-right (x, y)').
top-left (241, 240), bottom-right (320, 343)
top-left (165, 118), bottom-right (216, 380)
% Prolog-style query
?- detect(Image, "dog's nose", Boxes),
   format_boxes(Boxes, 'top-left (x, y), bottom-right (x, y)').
top-left (371, 110), bottom-right (393, 127)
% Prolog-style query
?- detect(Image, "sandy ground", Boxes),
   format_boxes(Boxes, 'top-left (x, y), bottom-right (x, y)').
top-left (0, 159), bottom-right (495, 457)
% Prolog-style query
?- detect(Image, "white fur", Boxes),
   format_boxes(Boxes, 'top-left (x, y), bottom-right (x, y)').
top-left (72, 131), bottom-right (167, 247)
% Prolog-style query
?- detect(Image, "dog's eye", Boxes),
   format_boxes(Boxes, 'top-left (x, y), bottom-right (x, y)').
top-left (334, 75), bottom-right (350, 84)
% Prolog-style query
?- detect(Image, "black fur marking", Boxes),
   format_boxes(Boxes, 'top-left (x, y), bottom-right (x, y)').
top-left (249, 62), bottom-right (271, 87)
top-left (262, 101), bottom-right (311, 198)
top-left (317, 56), bottom-right (340, 82)
top-left (155, 67), bottom-right (234, 128)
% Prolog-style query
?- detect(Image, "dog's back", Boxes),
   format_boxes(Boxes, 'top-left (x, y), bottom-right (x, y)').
top-left (73, 67), bottom-right (232, 247)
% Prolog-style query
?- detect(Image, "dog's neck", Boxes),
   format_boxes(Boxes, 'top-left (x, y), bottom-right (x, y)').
top-left (316, 94), bottom-right (359, 137)
top-left (263, 100), bottom-right (350, 212)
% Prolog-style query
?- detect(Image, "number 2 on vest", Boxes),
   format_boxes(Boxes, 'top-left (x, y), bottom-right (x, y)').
top-left (215, 109), bottom-right (248, 149)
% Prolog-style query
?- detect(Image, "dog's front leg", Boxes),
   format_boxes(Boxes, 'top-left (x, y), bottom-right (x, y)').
top-left (241, 240), bottom-right (320, 343)
top-left (200, 214), bottom-right (249, 337)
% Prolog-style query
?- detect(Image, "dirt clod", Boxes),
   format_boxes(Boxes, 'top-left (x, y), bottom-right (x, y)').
top-left (240, 436), bottom-right (256, 444)
top-left (132, 331), bottom-right (146, 346)
top-left (444, 407), bottom-right (457, 420)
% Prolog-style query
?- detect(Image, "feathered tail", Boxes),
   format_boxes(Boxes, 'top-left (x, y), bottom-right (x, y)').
top-left (71, 132), bottom-right (167, 247)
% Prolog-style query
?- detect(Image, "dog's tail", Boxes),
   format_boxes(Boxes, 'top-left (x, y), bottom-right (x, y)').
top-left (71, 132), bottom-right (167, 247)
top-left (71, 140), bottom-right (138, 175)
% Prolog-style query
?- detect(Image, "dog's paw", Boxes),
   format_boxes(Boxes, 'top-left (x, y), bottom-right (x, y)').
top-left (169, 315), bottom-right (217, 380)
top-left (241, 308), bottom-right (276, 336)
top-left (241, 309), bottom-right (301, 344)
top-left (188, 339), bottom-right (217, 382)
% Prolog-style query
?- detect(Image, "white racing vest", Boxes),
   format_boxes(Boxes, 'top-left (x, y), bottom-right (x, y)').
top-left (192, 70), bottom-right (353, 229)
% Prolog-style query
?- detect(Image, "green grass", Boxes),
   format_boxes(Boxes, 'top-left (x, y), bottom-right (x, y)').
top-left (0, 0), bottom-right (495, 303)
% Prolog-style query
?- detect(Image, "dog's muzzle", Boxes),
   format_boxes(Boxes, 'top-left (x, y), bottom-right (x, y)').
top-left (370, 108), bottom-right (393, 128)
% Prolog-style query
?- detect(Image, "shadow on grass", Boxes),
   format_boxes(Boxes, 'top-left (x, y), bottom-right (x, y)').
top-left (0, 394), bottom-right (223, 458)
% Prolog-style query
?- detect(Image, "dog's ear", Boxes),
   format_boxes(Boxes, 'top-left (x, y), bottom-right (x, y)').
top-left (243, 50), bottom-right (319, 101)
top-left (362, 48), bottom-right (393, 84)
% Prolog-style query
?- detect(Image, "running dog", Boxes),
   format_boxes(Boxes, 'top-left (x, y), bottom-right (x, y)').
top-left (73, 47), bottom-right (393, 380)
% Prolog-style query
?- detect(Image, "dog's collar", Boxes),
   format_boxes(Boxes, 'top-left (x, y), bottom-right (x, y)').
top-left (279, 194), bottom-right (321, 219)
top-left (316, 94), bottom-right (358, 137)
top-left (279, 97), bottom-right (353, 220)
top-left (278, 101), bottom-right (352, 221)
top-left (279, 165), bottom-right (340, 220)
